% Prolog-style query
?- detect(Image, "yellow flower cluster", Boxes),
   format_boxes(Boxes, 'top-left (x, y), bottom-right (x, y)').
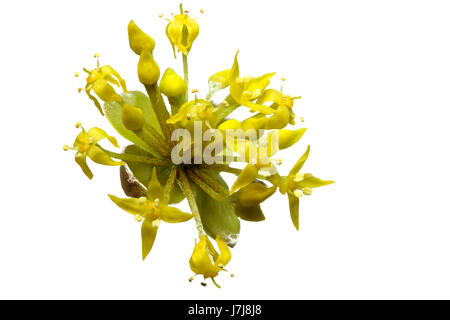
top-left (65, 4), bottom-right (333, 288)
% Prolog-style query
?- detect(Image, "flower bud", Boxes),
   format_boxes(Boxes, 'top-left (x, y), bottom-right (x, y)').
top-left (137, 49), bottom-right (160, 85)
top-left (128, 20), bottom-right (155, 55)
top-left (122, 103), bottom-right (144, 131)
top-left (160, 68), bottom-right (187, 97)
top-left (166, 13), bottom-right (199, 56)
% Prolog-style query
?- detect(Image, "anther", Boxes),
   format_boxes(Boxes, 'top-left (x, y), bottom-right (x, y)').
top-left (75, 121), bottom-right (82, 128)
top-left (200, 9), bottom-right (205, 14)
top-left (88, 137), bottom-right (94, 144)
top-left (281, 77), bottom-right (286, 81)
top-left (63, 145), bottom-right (70, 151)
top-left (201, 282), bottom-right (207, 287)
top-left (230, 274), bottom-right (235, 278)
top-left (300, 116), bottom-right (305, 122)
top-left (303, 187), bottom-right (313, 196)
top-left (77, 88), bottom-right (83, 93)
top-left (134, 215), bottom-right (143, 222)
top-left (74, 72), bottom-right (80, 77)
top-left (159, 14), bottom-right (164, 18)
top-left (189, 277), bottom-right (194, 282)
top-left (138, 197), bottom-right (147, 204)
top-left (186, 113), bottom-right (191, 120)
top-left (294, 190), bottom-right (303, 198)
top-left (294, 173), bottom-right (304, 182)
top-left (191, 89), bottom-right (198, 93)
top-left (218, 263), bottom-right (224, 269)
top-left (184, 10), bottom-right (189, 14)
top-left (222, 101), bottom-right (229, 107)
top-left (273, 157), bottom-right (283, 165)
top-left (152, 219), bottom-right (161, 227)
top-left (93, 53), bottom-right (100, 58)
top-left (154, 198), bottom-right (160, 208)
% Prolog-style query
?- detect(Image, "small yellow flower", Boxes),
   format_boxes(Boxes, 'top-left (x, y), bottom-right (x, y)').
top-left (189, 235), bottom-right (231, 287)
top-left (82, 65), bottom-right (127, 115)
top-left (65, 125), bottom-right (124, 179)
top-left (166, 8), bottom-right (199, 57)
top-left (167, 99), bottom-right (217, 131)
top-left (280, 145), bottom-right (334, 229)
top-left (230, 182), bottom-right (277, 221)
top-left (228, 132), bottom-right (282, 193)
top-left (229, 52), bottom-right (276, 115)
top-left (109, 168), bottom-right (193, 260)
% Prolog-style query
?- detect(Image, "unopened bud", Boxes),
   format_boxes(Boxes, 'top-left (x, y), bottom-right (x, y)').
top-left (128, 20), bottom-right (155, 55)
top-left (122, 103), bottom-right (144, 131)
top-left (160, 68), bottom-right (187, 97)
top-left (137, 49), bottom-right (160, 85)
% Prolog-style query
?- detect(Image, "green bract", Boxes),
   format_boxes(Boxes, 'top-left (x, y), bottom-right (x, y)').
top-left (65, 4), bottom-right (333, 288)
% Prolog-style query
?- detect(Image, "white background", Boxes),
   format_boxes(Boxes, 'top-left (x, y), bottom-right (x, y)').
top-left (1, 0), bottom-right (449, 299)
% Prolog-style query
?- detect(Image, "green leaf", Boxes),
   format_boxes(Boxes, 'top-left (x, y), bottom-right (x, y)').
top-left (103, 91), bottom-right (162, 157)
top-left (298, 176), bottom-right (335, 188)
top-left (141, 218), bottom-right (158, 260)
top-left (287, 192), bottom-right (300, 230)
top-left (192, 171), bottom-right (240, 247)
top-left (124, 145), bottom-right (185, 204)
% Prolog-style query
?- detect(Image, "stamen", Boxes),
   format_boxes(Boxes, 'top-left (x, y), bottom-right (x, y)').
top-left (188, 277), bottom-right (194, 282)
top-left (77, 88), bottom-right (83, 93)
top-left (134, 214), bottom-right (143, 222)
top-left (186, 113), bottom-right (191, 120)
top-left (303, 187), bottom-right (313, 196)
top-left (138, 197), bottom-right (147, 204)
top-left (200, 282), bottom-right (207, 287)
top-left (222, 100), bottom-right (229, 107)
top-left (281, 77), bottom-right (286, 81)
top-left (88, 137), bottom-right (94, 145)
top-left (300, 116), bottom-right (305, 122)
top-left (63, 145), bottom-right (70, 151)
top-left (230, 274), bottom-right (235, 278)
top-left (75, 121), bottom-right (82, 128)
top-left (218, 263), bottom-right (224, 269)
top-left (191, 89), bottom-right (198, 93)
top-left (74, 72), bottom-right (80, 77)
top-left (273, 157), bottom-right (283, 165)
top-left (93, 53), bottom-right (100, 58)
top-left (294, 173), bottom-right (304, 182)
top-left (294, 190), bottom-right (303, 198)
top-left (152, 219), bottom-right (161, 227)
top-left (200, 9), bottom-right (205, 14)
top-left (159, 14), bottom-right (164, 18)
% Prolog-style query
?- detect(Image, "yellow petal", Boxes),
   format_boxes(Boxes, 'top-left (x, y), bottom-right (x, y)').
top-left (87, 146), bottom-right (124, 166)
top-left (74, 153), bottom-right (93, 179)
top-left (159, 205), bottom-right (193, 223)
top-left (246, 72), bottom-right (275, 93)
top-left (230, 164), bottom-right (258, 193)
top-left (288, 192), bottom-right (300, 230)
top-left (208, 69), bottom-right (231, 90)
top-left (289, 145), bottom-right (310, 176)
top-left (147, 167), bottom-right (163, 201)
top-left (87, 127), bottom-right (119, 147)
top-left (141, 218), bottom-right (158, 260)
top-left (278, 128), bottom-right (307, 150)
top-left (215, 236), bottom-right (231, 267)
top-left (243, 101), bottom-right (275, 115)
top-left (108, 194), bottom-right (146, 216)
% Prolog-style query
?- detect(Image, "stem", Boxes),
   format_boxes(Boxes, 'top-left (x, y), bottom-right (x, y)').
top-left (97, 145), bottom-right (169, 166)
top-left (178, 169), bottom-right (205, 236)
top-left (144, 84), bottom-right (172, 141)
top-left (192, 168), bottom-right (230, 196)
top-left (135, 128), bottom-right (170, 157)
top-left (183, 53), bottom-right (189, 103)
top-left (163, 167), bottom-right (177, 204)
top-left (186, 169), bottom-right (228, 201)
